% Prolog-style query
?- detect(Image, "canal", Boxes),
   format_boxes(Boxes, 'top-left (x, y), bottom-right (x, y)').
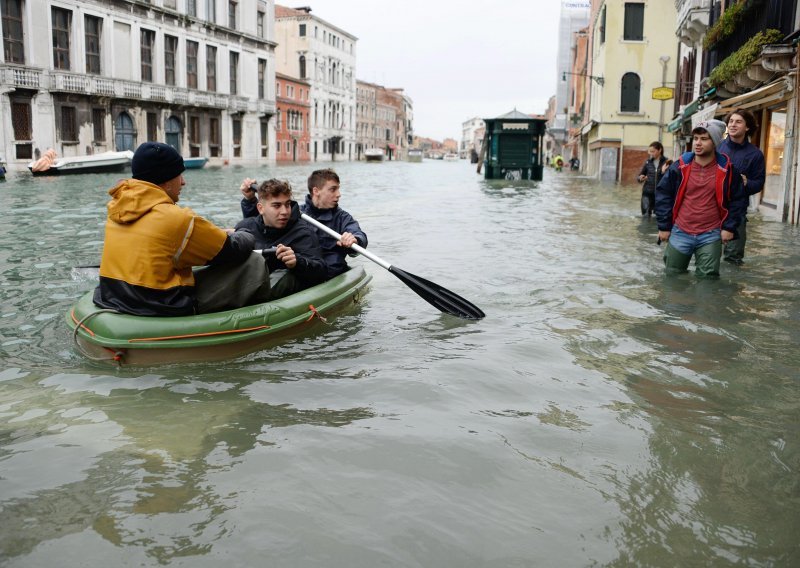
top-left (0, 160), bottom-right (798, 566)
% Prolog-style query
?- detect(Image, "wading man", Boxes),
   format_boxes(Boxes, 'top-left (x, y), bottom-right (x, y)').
top-left (655, 120), bottom-right (747, 278)
top-left (718, 108), bottom-right (766, 265)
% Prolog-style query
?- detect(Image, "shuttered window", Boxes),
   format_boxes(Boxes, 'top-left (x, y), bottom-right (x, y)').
top-left (623, 3), bottom-right (644, 41)
top-left (620, 73), bottom-right (641, 112)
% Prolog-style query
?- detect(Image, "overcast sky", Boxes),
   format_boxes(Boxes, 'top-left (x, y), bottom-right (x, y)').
top-left (310, 1), bottom-right (563, 141)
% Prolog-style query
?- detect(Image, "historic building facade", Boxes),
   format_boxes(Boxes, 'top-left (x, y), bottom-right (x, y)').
top-left (274, 5), bottom-right (356, 161)
top-left (275, 72), bottom-right (310, 162)
top-left (0, 0), bottom-right (277, 167)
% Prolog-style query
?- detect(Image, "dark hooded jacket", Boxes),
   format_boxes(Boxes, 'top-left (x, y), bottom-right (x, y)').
top-left (234, 201), bottom-right (326, 291)
top-left (242, 194), bottom-right (367, 279)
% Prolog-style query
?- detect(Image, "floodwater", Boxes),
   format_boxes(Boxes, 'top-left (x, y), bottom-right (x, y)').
top-left (0, 159), bottom-right (798, 567)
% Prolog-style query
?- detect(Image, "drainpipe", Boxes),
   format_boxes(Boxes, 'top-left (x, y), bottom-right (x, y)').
top-left (618, 124), bottom-right (625, 183)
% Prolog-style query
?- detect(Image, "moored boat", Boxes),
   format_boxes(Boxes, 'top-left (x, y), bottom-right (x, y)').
top-left (67, 266), bottom-right (371, 365)
top-left (28, 150), bottom-right (134, 176)
top-left (407, 149), bottom-right (423, 163)
top-left (364, 148), bottom-right (385, 162)
top-left (444, 153), bottom-right (458, 161)
top-left (183, 156), bottom-right (209, 169)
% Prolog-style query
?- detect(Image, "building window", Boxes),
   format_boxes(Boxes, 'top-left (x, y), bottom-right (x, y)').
top-left (228, 0), bottom-right (237, 29)
top-left (209, 117), bottom-right (220, 156)
top-left (140, 29), bottom-right (155, 82)
top-left (186, 40), bottom-right (198, 89)
top-left (2, 0), bottom-right (25, 64)
top-left (299, 55), bottom-right (306, 79)
top-left (189, 116), bottom-right (200, 157)
top-left (165, 35), bottom-right (177, 86)
top-left (620, 72), bottom-right (641, 112)
top-left (187, 0), bottom-right (197, 17)
top-left (257, 11), bottom-right (264, 38)
top-left (163, 0), bottom-right (176, 8)
top-left (258, 58), bottom-right (266, 99)
top-left (51, 7), bottom-right (71, 70)
top-left (229, 51), bottom-right (238, 94)
top-left (276, 109), bottom-right (281, 131)
top-left (206, 0), bottom-right (216, 23)
top-left (206, 45), bottom-right (217, 91)
top-left (260, 118), bottom-right (268, 158)
top-left (232, 117), bottom-right (241, 157)
top-left (623, 3), bottom-right (644, 41)
top-left (599, 6), bottom-right (606, 44)
top-left (84, 15), bottom-right (101, 74)
top-left (92, 108), bottom-right (106, 141)
top-left (60, 106), bottom-right (77, 141)
top-left (299, 23), bottom-right (306, 36)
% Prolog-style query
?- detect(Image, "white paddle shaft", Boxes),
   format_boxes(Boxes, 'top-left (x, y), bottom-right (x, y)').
top-left (301, 213), bottom-right (390, 270)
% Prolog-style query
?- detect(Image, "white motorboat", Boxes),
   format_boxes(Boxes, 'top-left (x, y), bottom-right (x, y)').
top-left (407, 149), bottom-right (423, 163)
top-left (444, 153), bottom-right (458, 161)
top-left (364, 148), bottom-right (385, 162)
top-left (28, 150), bottom-right (134, 176)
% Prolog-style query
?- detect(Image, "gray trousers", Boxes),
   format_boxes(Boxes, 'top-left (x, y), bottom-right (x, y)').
top-left (193, 252), bottom-right (272, 314)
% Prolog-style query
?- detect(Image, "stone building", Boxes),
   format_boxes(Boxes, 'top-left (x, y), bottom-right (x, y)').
top-left (0, 0), bottom-right (277, 167)
top-left (355, 79), bottom-right (410, 160)
top-left (274, 5), bottom-right (356, 161)
top-left (275, 72), bottom-right (310, 162)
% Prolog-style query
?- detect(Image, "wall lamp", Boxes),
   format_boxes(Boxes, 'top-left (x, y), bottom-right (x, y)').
top-left (562, 72), bottom-right (604, 86)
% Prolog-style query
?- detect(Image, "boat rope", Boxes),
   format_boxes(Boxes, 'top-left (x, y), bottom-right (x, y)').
top-left (71, 309), bottom-right (126, 364)
top-left (306, 304), bottom-right (329, 324)
top-left (126, 324), bottom-right (270, 342)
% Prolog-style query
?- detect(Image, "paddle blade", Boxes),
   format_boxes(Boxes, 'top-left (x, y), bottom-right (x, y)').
top-left (388, 266), bottom-right (485, 320)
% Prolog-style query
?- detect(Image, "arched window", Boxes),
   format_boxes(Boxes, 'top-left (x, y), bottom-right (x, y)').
top-left (114, 112), bottom-right (136, 151)
top-left (299, 55), bottom-right (306, 79)
top-left (620, 73), bottom-right (640, 112)
top-left (165, 115), bottom-right (182, 152)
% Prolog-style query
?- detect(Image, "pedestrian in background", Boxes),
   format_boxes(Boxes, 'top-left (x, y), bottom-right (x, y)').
top-left (718, 108), bottom-right (766, 265)
top-left (637, 141), bottom-right (669, 218)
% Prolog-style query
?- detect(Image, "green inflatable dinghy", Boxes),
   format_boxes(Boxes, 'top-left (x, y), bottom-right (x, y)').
top-left (67, 267), bottom-right (370, 365)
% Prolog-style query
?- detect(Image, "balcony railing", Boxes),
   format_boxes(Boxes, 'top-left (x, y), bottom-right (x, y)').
top-left (0, 64), bottom-right (267, 113)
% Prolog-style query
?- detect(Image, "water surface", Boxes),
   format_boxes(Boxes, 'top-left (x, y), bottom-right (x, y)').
top-left (0, 161), bottom-right (798, 566)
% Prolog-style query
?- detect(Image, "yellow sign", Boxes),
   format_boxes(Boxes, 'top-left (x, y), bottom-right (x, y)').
top-left (652, 87), bottom-right (675, 100)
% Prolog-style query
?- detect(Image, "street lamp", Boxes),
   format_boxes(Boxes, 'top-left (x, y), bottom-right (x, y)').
top-left (562, 71), bottom-right (605, 86)
top-left (658, 56), bottom-right (670, 143)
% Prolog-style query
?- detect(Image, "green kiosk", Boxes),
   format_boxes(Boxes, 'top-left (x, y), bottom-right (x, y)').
top-left (480, 110), bottom-right (547, 181)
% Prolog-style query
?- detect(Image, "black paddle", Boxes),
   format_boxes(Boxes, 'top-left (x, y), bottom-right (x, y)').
top-left (301, 213), bottom-right (485, 320)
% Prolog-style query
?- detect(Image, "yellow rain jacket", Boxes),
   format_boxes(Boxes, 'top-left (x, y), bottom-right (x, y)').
top-left (93, 179), bottom-right (228, 316)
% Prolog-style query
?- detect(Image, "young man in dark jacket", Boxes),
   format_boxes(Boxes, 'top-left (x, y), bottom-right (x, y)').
top-left (637, 141), bottom-right (669, 217)
top-left (240, 169), bottom-right (367, 279)
top-left (655, 120), bottom-right (748, 278)
top-left (234, 179), bottom-right (326, 299)
top-left (718, 108), bottom-right (766, 265)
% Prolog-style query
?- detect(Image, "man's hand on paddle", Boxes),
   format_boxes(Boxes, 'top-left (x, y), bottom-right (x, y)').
top-left (275, 244), bottom-right (296, 268)
top-left (338, 231), bottom-right (357, 248)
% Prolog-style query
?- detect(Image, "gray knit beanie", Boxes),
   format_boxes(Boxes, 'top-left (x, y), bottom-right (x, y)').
top-left (694, 119), bottom-right (727, 148)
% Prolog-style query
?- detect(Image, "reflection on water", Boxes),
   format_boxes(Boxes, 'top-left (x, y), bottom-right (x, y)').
top-left (0, 163), bottom-right (798, 566)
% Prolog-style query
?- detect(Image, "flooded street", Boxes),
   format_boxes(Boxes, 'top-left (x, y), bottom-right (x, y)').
top-left (0, 160), bottom-right (798, 566)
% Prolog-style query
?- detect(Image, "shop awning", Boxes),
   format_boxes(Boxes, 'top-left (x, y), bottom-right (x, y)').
top-left (386, 144), bottom-right (396, 150)
top-left (716, 78), bottom-right (792, 113)
top-left (667, 115), bottom-right (683, 132)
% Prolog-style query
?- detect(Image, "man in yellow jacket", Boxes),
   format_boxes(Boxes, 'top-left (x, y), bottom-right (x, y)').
top-left (93, 142), bottom-right (268, 316)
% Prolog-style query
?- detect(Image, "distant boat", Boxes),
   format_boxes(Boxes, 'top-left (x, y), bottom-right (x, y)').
top-left (28, 150), bottom-right (134, 176)
top-left (0, 156), bottom-right (6, 179)
top-left (364, 148), bottom-right (385, 162)
top-left (444, 153), bottom-right (458, 161)
top-left (407, 149), bottom-right (423, 163)
top-left (183, 157), bottom-right (209, 169)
